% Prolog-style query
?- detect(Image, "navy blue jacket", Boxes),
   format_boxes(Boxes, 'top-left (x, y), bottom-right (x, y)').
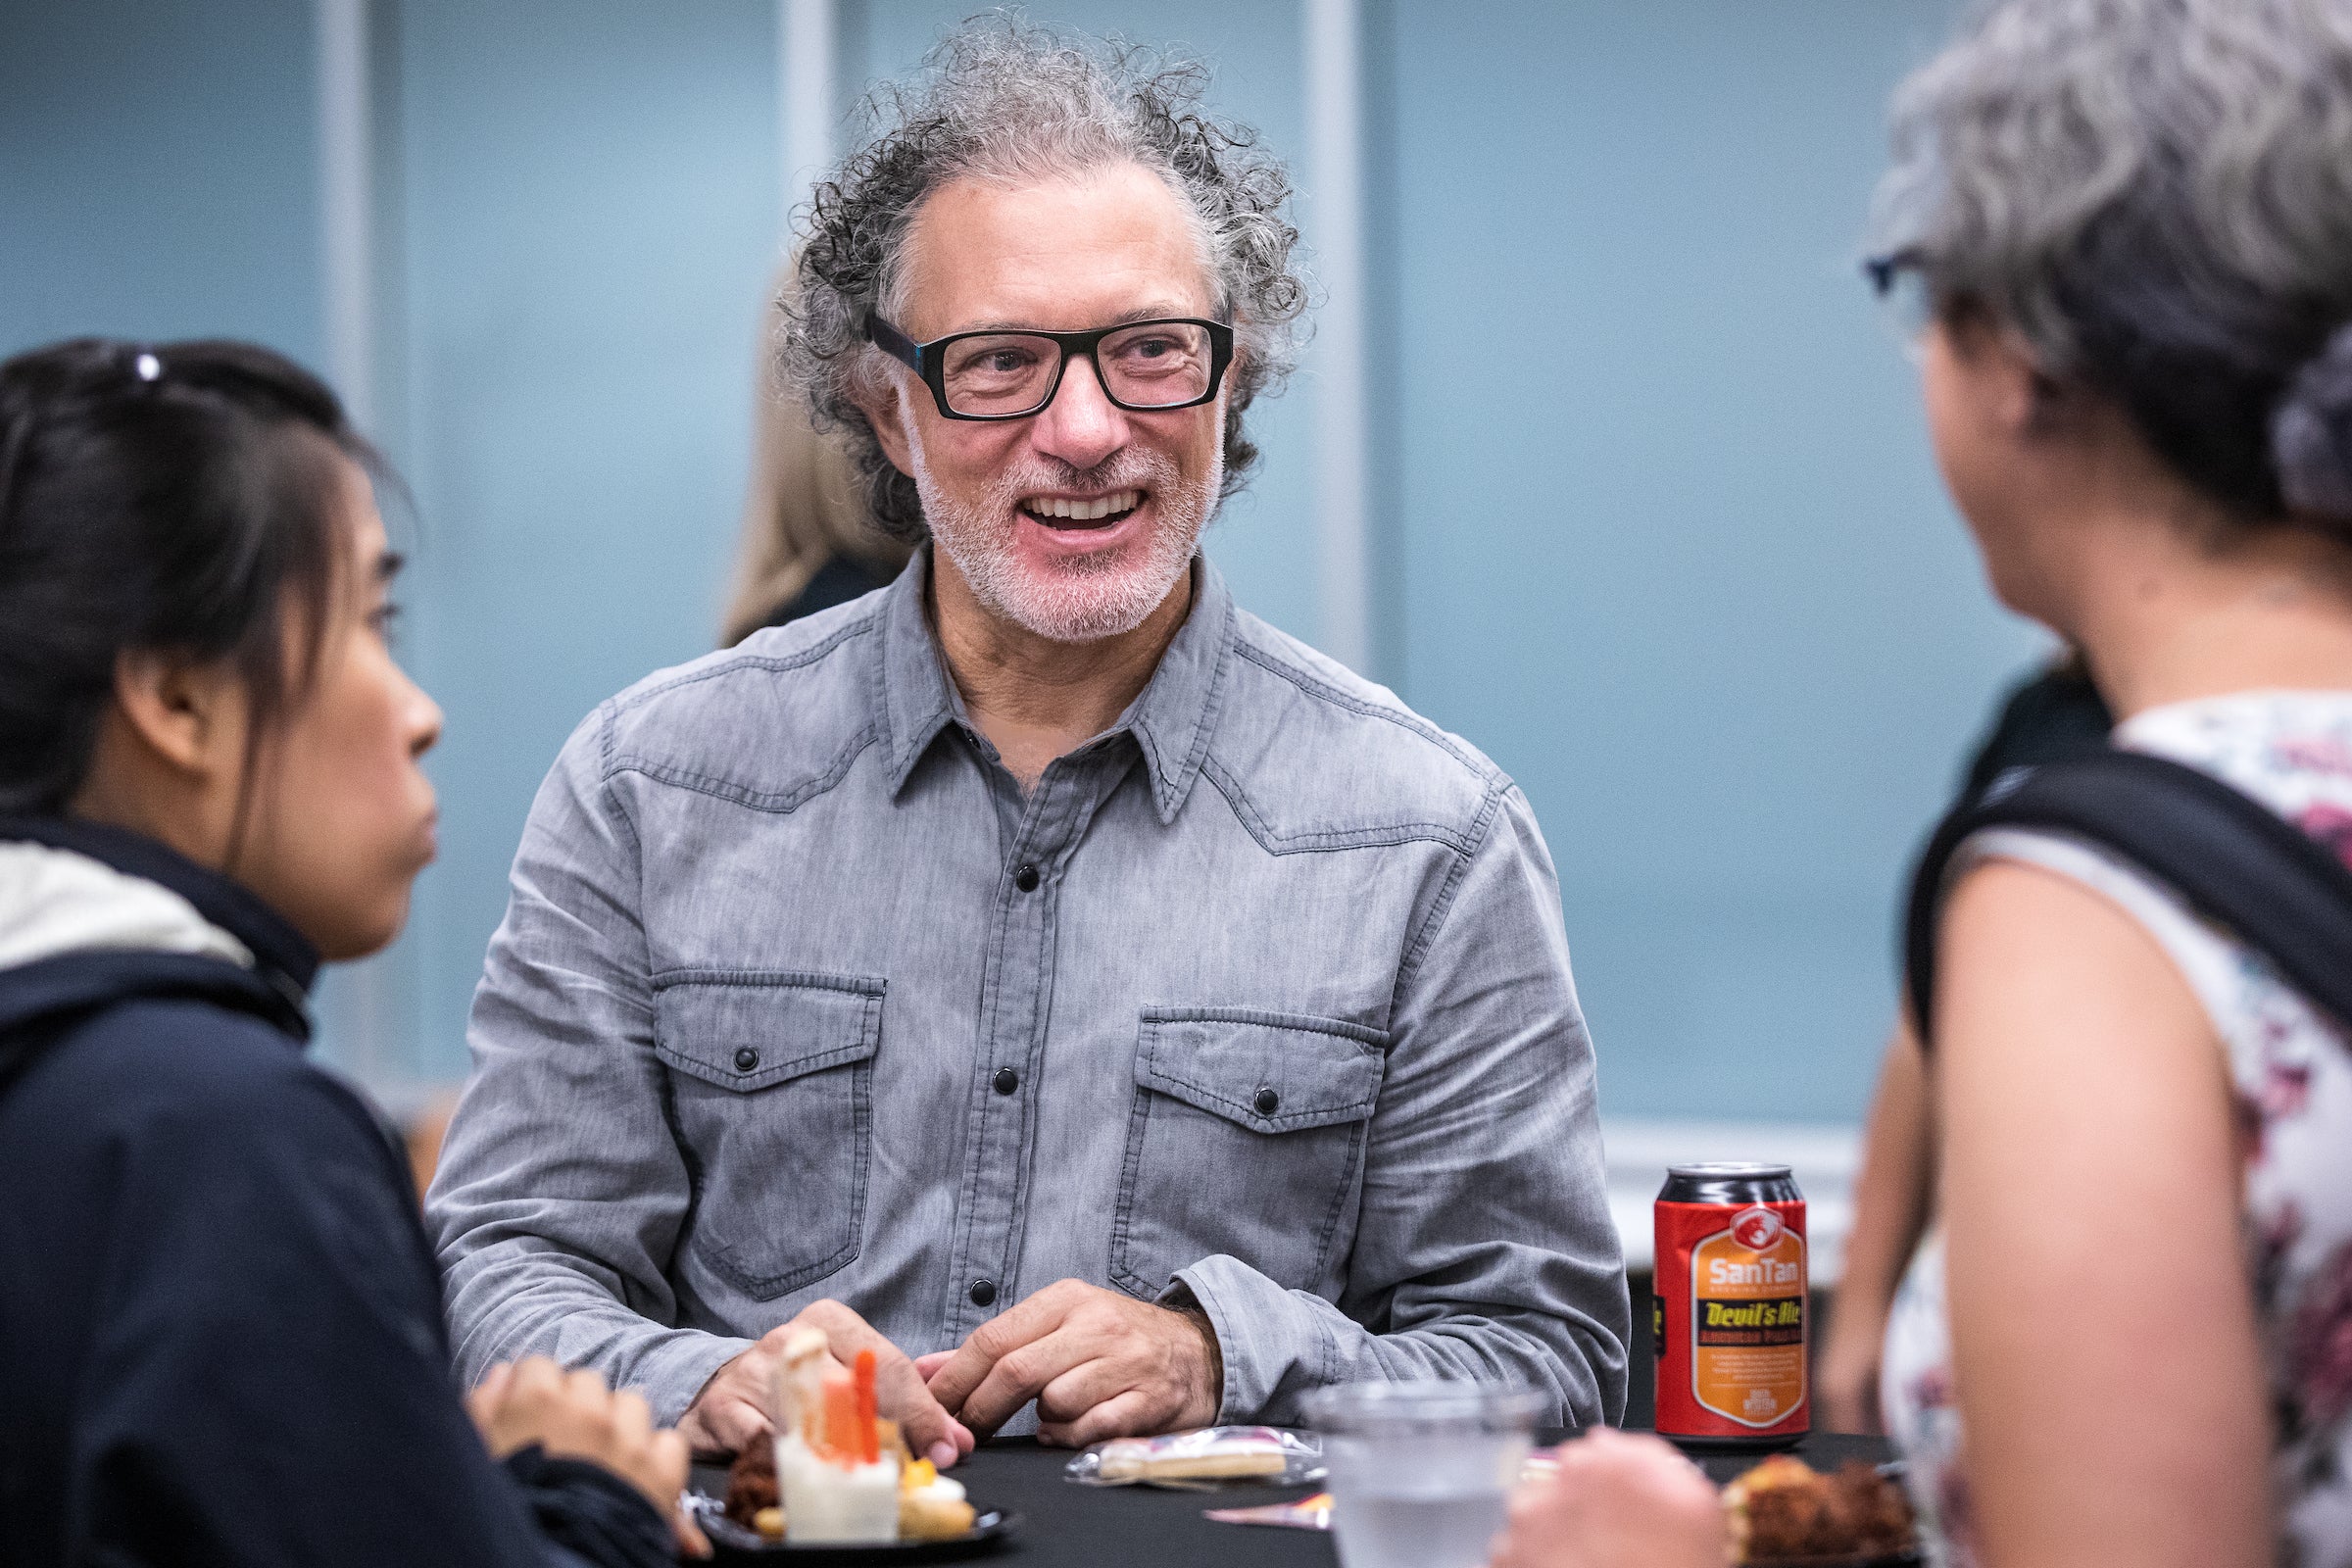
top-left (0, 818), bottom-right (672, 1568)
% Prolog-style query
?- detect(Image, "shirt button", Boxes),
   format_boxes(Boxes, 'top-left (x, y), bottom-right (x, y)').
top-left (993, 1066), bottom-right (1019, 1096)
top-left (1254, 1087), bottom-right (1280, 1116)
top-left (1013, 863), bottom-right (1040, 893)
top-left (969, 1278), bottom-right (998, 1307)
top-left (734, 1048), bottom-right (760, 1072)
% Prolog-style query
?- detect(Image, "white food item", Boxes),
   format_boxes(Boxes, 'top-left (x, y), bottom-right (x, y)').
top-left (776, 1433), bottom-right (902, 1544)
top-left (906, 1472), bottom-right (966, 1506)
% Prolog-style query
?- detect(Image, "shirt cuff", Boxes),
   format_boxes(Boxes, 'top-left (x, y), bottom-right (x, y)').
top-left (1166, 1253), bottom-right (1313, 1424)
top-left (624, 1329), bottom-right (757, 1429)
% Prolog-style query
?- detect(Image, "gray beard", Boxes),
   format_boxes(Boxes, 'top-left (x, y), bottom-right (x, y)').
top-left (909, 435), bottom-right (1218, 644)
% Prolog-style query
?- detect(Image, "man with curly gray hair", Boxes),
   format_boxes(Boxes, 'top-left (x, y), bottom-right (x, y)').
top-left (429, 22), bottom-right (1627, 1466)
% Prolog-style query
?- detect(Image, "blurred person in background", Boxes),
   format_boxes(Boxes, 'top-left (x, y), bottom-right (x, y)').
top-left (1816, 651), bottom-right (2110, 1434)
top-left (719, 269), bottom-right (913, 647)
top-left (0, 339), bottom-right (703, 1566)
top-left (1493, 0), bottom-right (2352, 1565)
top-left (428, 21), bottom-right (1627, 1468)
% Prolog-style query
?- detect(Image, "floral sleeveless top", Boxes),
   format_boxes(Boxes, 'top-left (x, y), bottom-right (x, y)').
top-left (1881, 691), bottom-right (2352, 1568)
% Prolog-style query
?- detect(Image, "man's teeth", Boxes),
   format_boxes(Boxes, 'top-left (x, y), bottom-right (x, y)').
top-left (1024, 490), bottom-right (1141, 521)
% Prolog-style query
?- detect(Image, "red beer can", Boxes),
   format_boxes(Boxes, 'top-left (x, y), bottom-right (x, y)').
top-left (1653, 1161), bottom-right (1808, 1447)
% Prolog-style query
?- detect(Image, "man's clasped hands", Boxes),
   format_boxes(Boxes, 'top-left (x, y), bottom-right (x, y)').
top-left (673, 1281), bottom-right (1222, 1469)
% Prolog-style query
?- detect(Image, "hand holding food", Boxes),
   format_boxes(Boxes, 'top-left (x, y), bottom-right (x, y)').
top-left (680, 1298), bottom-right (972, 1469)
top-left (465, 1356), bottom-right (710, 1559)
top-left (1487, 1428), bottom-right (1727, 1568)
top-left (922, 1278), bottom-right (1221, 1446)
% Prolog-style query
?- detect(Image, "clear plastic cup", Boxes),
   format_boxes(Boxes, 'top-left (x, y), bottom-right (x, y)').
top-left (1300, 1383), bottom-right (1545, 1568)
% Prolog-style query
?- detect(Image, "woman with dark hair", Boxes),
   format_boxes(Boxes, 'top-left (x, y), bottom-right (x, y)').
top-left (1492, 1), bottom-right (2352, 1565)
top-left (0, 338), bottom-right (703, 1566)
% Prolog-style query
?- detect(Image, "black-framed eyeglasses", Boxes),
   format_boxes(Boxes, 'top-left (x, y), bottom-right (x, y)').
top-left (1862, 247), bottom-right (1925, 297)
top-left (1863, 247), bottom-right (1936, 351)
top-left (864, 314), bottom-right (1236, 420)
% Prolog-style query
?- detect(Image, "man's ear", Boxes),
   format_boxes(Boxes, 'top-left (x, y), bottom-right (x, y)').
top-left (110, 649), bottom-right (247, 782)
top-left (852, 364), bottom-right (918, 476)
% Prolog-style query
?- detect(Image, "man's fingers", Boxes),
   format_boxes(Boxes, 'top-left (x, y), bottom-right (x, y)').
top-left (1033, 1356), bottom-right (1129, 1428)
top-left (679, 1389), bottom-right (768, 1460)
top-left (755, 1316), bottom-right (807, 1350)
top-left (912, 1349), bottom-right (954, 1380)
top-left (952, 1329), bottom-right (1093, 1439)
top-left (1037, 1388), bottom-right (1156, 1449)
top-left (680, 1347), bottom-right (776, 1459)
top-left (710, 1395), bottom-right (771, 1454)
top-left (920, 1341), bottom-right (998, 1421)
top-left (875, 1356), bottom-right (972, 1461)
top-left (924, 1290), bottom-right (1077, 1415)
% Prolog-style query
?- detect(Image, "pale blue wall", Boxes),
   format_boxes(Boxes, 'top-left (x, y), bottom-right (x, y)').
top-left (0, 0), bottom-right (320, 360)
top-left (389, 0), bottom-right (788, 1083)
top-left (1, 0), bottom-right (2034, 1121)
top-left (1383, 4), bottom-right (2040, 1118)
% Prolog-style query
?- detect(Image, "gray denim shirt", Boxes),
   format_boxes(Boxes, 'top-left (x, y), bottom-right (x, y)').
top-left (426, 553), bottom-right (1628, 1432)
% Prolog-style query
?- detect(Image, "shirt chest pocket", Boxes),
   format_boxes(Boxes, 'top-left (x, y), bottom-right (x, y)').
top-left (653, 971), bottom-right (884, 1300)
top-left (1109, 1006), bottom-right (1388, 1301)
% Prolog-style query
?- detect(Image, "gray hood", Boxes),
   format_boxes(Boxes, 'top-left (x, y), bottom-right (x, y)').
top-left (0, 840), bottom-right (254, 974)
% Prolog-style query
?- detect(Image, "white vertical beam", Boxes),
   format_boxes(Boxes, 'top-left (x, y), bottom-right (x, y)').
top-left (780, 0), bottom-right (839, 222)
top-left (1304, 0), bottom-right (1372, 674)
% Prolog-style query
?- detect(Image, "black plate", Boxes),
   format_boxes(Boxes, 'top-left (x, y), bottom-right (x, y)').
top-left (688, 1495), bottom-right (1018, 1564)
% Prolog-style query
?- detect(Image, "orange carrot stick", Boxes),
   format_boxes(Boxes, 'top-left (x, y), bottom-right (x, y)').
top-left (822, 1378), bottom-right (859, 1464)
top-left (854, 1348), bottom-right (880, 1464)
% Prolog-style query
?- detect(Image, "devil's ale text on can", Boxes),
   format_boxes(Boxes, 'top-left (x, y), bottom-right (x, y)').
top-left (1653, 1162), bottom-right (1808, 1447)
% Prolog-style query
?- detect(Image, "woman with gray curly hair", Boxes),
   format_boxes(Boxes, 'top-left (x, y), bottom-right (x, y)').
top-left (1491, 2), bottom-right (2352, 1566)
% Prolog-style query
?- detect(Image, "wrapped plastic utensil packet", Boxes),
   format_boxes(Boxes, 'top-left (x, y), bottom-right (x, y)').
top-left (1205, 1492), bottom-right (1333, 1530)
top-left (1064, 1426), bottom-right (1325, 1489)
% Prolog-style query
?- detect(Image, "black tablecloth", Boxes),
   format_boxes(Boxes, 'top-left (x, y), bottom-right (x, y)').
top-left (691, 1428), bottom-right (1893, 1566)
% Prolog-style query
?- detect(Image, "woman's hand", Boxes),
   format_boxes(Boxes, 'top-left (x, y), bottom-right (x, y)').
top-left (1487, 1429), bottom-right (1728, 1568)
top-left (467, 1356), bottom-right (710, 1558)
top-left (1819, 1016), bottom-right (1937, 1436)
top-left (1816, 1302), bottom-right (1889, 1436)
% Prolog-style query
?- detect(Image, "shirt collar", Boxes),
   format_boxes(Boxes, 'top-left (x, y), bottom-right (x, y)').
top-left (874, 548), bottom-right (1234, 823)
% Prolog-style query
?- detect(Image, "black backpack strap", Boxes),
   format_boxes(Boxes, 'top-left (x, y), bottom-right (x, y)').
top-left (1904, 750), bottom-right (2352, 1046)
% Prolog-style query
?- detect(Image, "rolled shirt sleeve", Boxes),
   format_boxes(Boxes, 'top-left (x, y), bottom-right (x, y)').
top-left (1169, 784), bottom-right (1629, 1429)
top-left (426, 710), bottom-right (750, 1424)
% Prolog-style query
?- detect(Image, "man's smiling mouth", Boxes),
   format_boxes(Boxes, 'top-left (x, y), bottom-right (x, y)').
top-left (1019, 489), bottom-right (1143, 529)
